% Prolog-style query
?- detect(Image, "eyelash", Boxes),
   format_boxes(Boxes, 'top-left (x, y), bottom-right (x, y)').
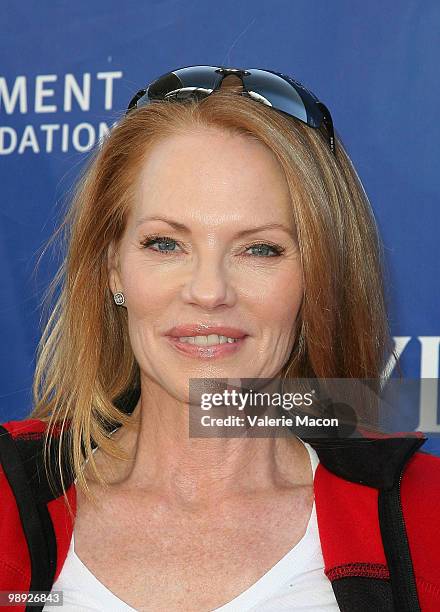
top-left (139, 234), bottom-right (285, 258)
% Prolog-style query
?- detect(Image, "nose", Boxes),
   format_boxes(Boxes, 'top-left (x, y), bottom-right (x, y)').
top-left (181, 255), bottom-right (236, 310)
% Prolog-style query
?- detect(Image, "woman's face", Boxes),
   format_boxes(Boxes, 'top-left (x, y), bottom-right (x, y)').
top-left (109, 127), bottom-right (304, 402)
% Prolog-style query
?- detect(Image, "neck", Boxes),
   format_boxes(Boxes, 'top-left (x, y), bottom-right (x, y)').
top-left (96, 376), bottom-right (313, 507)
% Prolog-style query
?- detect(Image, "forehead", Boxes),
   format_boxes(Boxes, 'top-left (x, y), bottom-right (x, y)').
top-left (131, 127), bottom-right (293, 226)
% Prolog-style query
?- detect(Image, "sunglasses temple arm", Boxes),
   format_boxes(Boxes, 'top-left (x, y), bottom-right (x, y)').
top-left (316, 102), bottom-right (336, 155)
top-left (126, 88), bottom-right (148, 116)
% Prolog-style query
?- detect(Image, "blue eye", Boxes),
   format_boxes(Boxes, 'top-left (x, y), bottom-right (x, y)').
top-left (246, 244), bottom-right (282, 257)
top-left (141, 236), bottom-right (180, 253)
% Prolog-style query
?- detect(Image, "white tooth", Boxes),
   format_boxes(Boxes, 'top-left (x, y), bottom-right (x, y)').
top-left (193, 335), bottom-right (208, 345)
top-left (177, 334), bottom-right (239, 346)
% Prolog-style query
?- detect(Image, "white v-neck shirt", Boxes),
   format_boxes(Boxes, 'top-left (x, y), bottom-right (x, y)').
top-left (44, 441), bottom-right (339, 611)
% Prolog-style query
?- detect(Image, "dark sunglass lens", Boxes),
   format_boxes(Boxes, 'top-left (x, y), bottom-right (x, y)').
top-left (131, 66), bottom-right (221, 111)
top-left (243, 69), bottom-right (308, 123)
top-left (150, 66), bottom-right (223, 98)
top-left (172, 66), bottom-right (222, 89)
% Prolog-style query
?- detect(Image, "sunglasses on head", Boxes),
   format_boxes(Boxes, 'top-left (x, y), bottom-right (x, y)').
top-left (126, 65), bottom-right (336, 155)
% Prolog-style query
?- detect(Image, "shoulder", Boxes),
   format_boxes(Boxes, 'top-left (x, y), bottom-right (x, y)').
top-left (0, 419), bottom-right (51, 585)
top-left (402, 449), bottom-right (440, 500)
top-left (0, 417), bottom-right (73, 502)
top-left (0, 418), bottom-right (50, 497)
top-left (401, 451), bottom-right (440, 602)
top-left (400, 450), bottom-right (440, 538)
top-left (0, 418), bottom-right (51, 484)
top-left (0, 418), bottom-right (76, 588)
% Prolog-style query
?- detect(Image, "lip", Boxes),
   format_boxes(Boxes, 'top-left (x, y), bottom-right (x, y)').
top-left (165, 324), bottom-right (248, 339)
top-left (165, 335), bottom-right (247, 359)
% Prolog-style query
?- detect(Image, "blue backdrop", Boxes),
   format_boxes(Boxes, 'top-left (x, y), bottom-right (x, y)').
top-left (1, 1), bottom-right (439, 453)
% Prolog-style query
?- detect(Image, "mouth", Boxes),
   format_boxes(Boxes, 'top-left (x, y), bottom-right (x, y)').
top-left (165, 332), bottom-right (248, 359)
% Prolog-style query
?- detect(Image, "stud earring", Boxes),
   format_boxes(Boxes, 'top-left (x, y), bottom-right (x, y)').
top-left (113, 292), bottom-right (125, 306)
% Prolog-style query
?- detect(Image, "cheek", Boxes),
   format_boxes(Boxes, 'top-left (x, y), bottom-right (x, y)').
top-left (118, 256), bottom-right (175, 319)
top-left (245, 266), bottom-right (303, 327)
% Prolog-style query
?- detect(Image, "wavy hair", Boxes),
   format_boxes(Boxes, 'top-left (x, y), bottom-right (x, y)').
top-left (30, 86), bottom-right (395, 514)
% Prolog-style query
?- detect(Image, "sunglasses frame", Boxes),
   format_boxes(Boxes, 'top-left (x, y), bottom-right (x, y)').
top-left (126, 65), bottom-right (336, 155)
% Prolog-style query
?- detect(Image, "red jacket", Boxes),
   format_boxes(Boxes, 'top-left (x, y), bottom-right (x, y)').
top-left (0, 418), bottom-right (439, 612)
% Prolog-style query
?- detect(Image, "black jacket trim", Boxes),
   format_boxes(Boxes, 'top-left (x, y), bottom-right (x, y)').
top-left (379, 484), bottom-right (421, 612)
top-left (331, 576), bottom-right (394, 611)
top-left (305, 436), bottom-right (426, 489)
top-left (0, 425), bottom-right (57, 612)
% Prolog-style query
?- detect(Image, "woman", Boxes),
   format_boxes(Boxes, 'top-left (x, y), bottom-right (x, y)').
top-left (0, 66), bottom-right (439, 612)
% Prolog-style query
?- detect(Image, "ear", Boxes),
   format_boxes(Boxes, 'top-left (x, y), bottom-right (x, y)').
top-left (107, 240), bottom-right (122, 294)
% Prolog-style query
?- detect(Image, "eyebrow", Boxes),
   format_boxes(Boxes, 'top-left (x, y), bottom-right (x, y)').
top-left (135, 215), bottom-right (296, 238)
